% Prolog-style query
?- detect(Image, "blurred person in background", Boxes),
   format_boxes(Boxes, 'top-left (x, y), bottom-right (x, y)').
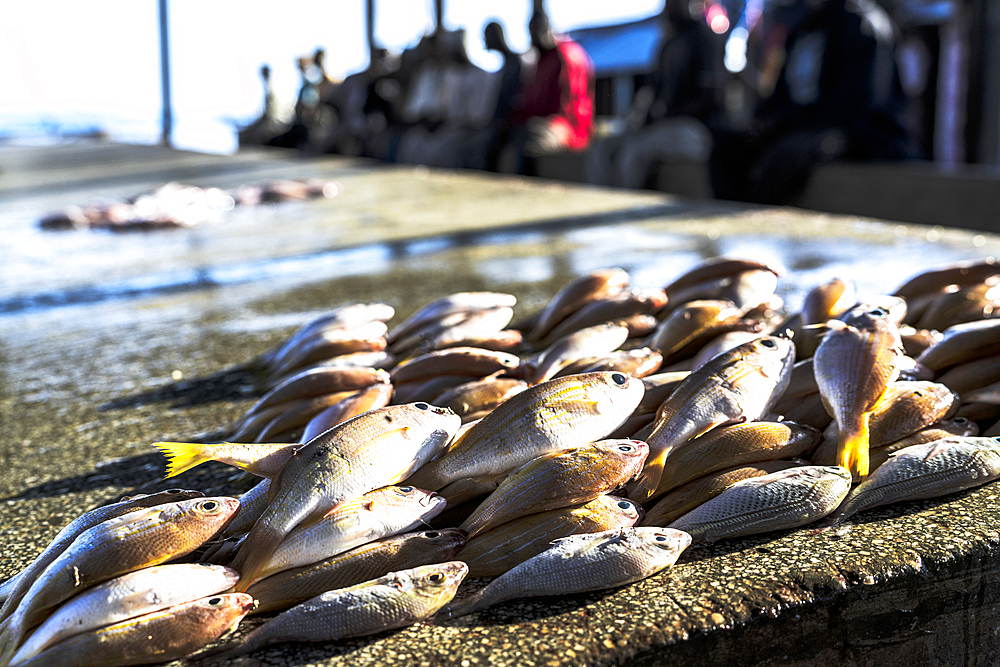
top-left (709, 0), bottom-right (920, 204)
top-left (587, 0), bottom-right (725, 188)
top-left (269, 53), bottom-right (337, 151)
top-left (498, 10), bottom-right (595, 175)
top-left (238, 65), bottom-right (290, 146)
top-left (395, 29), bottom-right (496, 167)
top-left (461, 21), bottom-right (525, 170)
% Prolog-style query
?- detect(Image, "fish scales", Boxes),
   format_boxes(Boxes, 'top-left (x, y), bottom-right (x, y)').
top-left (246, 529), bottom-right (466, 614)
top-left (666, 466), bottom-right (852, 542)
top-left (215, 563), bottom-right (468, 659)
top-left (642, 460), bottom-right (805, 527)
top-left (446, 528), bottom-right (690, 617)
top-left (228, 403), bottom-right (459, 591)
top-left (459, 439), bottom-right (647, 538)
top-left (830, 436), bottom-right (1000, 525)
top-left (13, 594), bottom-right (254, 667)
top-left (405, 372), bottom-right (644, 491)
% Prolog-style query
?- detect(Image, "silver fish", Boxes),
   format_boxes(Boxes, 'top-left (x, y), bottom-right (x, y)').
top-left (405, 371), bottom-right (645, 491)
top-left (9, 564), bottom-right (239, 666)
top-left (665, 466), bottom-right (852, 542)
top-left (0, 489), bottom-right (203, 623)
top-left (445, 528), bottom-right (690, 617)
top-left (214, 562), bottom-right (468, 659)
top-left (229, 403), bottom-right (459, 590)
top-left (829, 436), bottom-right (1000, 526)
top-left (628, 334), bottom-right (796, 501)
top-left (0, 497), bottom-right (239, 663)
top-left (12, 593), bottom-right (254, 667)
top-left (246, 529), bottom-right (466, 614)
top-left (250, 485), bottom-right (447, 583)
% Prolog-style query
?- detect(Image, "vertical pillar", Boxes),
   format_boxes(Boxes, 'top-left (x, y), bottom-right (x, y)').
top-left (158, 0), bottom-right (172, 147)
top-left (969, 0), bottom-right (1000, 164)
top-left (435, 0), bottom-right (444, 32)
top-left (366, 0), bottom-right (375, 59)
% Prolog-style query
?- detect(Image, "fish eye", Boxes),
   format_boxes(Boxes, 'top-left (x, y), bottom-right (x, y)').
top-left (617, 501), bottom-right (633, 510)
top-left (399, 486), bottom-right (414, 493)
top-left (166, 489), bottom-right (183, 494)
top-left (617, 444), bottom-right (634, 452)
top-left (871, 307), bottom-right (887, 317)
top-left (611, 372), bottom-right (628, 386)
top-left (200, 500), bottom-right (220, 512)
top-left (424, 531), bottom-right (441, 539)
top-left (428, 572), bottom-right (446, 584)
top-left (208, 597), bottom-right (223, 606)
top-left (414, 402), bottom-right (430, 410)
top-left (655, 535), bottom-right (670, 542)
top-left (760, 338), bottom-right (776, 348)
top-left (955, 418), bottom-right (970, 425)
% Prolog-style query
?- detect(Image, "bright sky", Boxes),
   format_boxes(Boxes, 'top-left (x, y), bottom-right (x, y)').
top-left (1, 0), bottom-right (663, 153)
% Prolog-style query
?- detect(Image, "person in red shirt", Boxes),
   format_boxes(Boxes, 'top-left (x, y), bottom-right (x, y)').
top-left (499, 11), bottom-right (595, 174)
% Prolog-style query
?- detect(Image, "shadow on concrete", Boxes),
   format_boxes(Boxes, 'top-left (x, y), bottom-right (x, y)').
top-left (0, 453), bottom-right (247, 502)
top-left (98, 365), bottom-right (258, 412)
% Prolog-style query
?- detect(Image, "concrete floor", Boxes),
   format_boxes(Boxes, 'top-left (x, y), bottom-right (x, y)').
top-left (2, 141), bottom-right (1000, 666)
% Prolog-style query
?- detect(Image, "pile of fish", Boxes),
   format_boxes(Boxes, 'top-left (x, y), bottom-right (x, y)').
top-left (3, 256), bottom-right (1000, 666)
top-left (37, 178), bottom-right (338, 232)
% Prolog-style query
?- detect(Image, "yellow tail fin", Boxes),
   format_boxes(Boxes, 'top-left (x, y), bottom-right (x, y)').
top-left (837, 416), bottom-right (870, 481)
top-left (152, 441), bottom-right (211, 479)
top-left (626, 454), bottom-right (666, 502)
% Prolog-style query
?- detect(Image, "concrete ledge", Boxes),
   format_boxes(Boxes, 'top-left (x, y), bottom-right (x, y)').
top-left (792, 160), bottom-right (1000, 234)
top-left (534, 151), bottom-right (1000, 233)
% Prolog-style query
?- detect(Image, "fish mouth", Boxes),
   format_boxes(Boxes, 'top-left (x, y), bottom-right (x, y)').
top-left (422, 493), bottom-right (446, 508)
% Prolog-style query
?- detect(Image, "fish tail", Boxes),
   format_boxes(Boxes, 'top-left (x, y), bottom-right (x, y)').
top-left (403, 462), bottom-right (448, 492)
top-left (152, 441), bottom-right (214, 479)
top-left (627, 454), bottom-right (667, 502)
top-left (0, 615), bottom-right (23, 667)
top-left (229, 521), bottom-right (287, 591)
top-left (837, 416), bottom-right (870, 481)
top-left (442, 591), bottom-right (487, 618)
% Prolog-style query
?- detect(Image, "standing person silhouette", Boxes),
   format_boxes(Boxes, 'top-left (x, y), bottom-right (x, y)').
top-left (500, 11), bottom-right (595, 175)
top-left (709, 0), bottom-right (919, 204)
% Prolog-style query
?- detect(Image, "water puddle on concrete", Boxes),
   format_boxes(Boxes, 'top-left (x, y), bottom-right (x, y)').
top-left (4, 212), bottom-right (995, 355)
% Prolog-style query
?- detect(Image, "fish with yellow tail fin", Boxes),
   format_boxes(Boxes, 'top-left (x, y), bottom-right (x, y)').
top-left (228, 402), bottom-right (460, 592)
top-left (404, 372), bottom-right (645, 491)
top-left (814, 306), bottom-right (903, 480)
top-left (153, 440), bottom-right (298, 479)
top-left (626, 334), bottom-right (795, 502)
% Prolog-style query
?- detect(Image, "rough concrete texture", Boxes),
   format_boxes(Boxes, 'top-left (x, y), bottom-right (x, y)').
top-left (2, 143), bottom-right (1000, 666)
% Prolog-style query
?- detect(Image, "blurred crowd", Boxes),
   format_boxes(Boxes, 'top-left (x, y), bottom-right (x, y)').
top-left (240, 0), bottom-right (934, 205)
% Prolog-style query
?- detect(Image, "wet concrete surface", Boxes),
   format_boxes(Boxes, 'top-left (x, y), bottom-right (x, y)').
top-left (2, 142), bottom-right (1000, 666)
